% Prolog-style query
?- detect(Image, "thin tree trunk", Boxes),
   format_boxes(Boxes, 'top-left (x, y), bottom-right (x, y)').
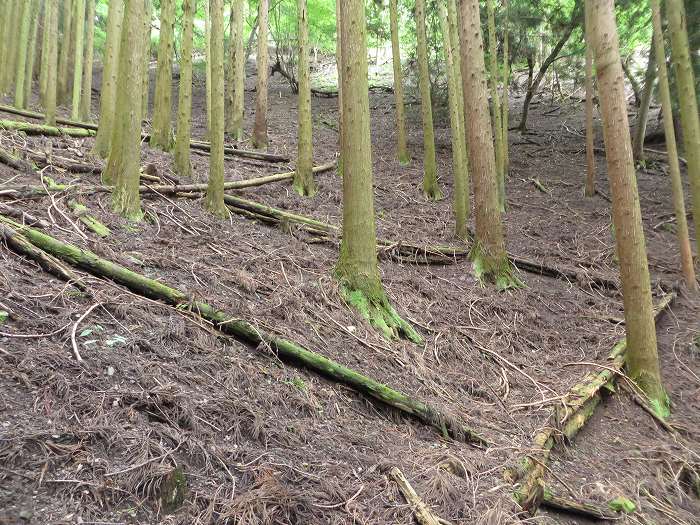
top-left (632, 37), bottom-right (656, 165)
top-left (204, 0), bottom-right (228, 217)
top-left (518, 3), bottom-right (580, 132)
top-left (226, 0), bottom-right (246, 140)
top-left (79, 0), bottom-right (95, 121)
top-left (141, 0), bottom-right (152, 121)
top-left (293, 0), bottom-right (316, 196)
top-left (44, 0), bottom-right (59, 126)
top-left (416, 0), bottom-right (442, 200)
top-left (335, 0), bottom-right (420, 343)
top-left (174, 0), bottom-right (196, 180)
top-left (621, 57), bottom-right (642, 106)
top-left (5, 2), bottom-right (22, 96)
top-left (204, 0), bottom-right (212, 135)
top-left (588, 0), bottom-right (666, 410)
top-left (584, 1), bottom-right (596, 197)
top-left (389, 0), bottom-right (410, 165)
top-left (252, 0), bottom-right (270, 149)
top-left (486, 0), bottom-right (504, 209)
top-left (70, 0), bottom-right (85, 120)
top-left (104, 0), bottom-right (145, 221)
top-left (649, 0), bottom-right (696, 290)
top-left (440, 0), bottom-right (468, 240)
top-left (92, 0), bottom-right (124, 160)
top-left (335, 0), bottom-right (343, 176)
top-left (150, 0), bottom-right (176, 150)
top-left (39, 0), bottom-right (50, 105)
top-left (501, 0), bottom-right (510, 177)
top-left (0, 1), bottom-right (9, 94)
top-left (667, 0), bottom-right (700, 257)
top-left (57, 0), bottom-right (73, 104)
top-left (23, 0), bottom-right (41, 109)
top-left (459, 0), bottom-right (518, 287)
top-left (14, 1), bottom-right (32, 109)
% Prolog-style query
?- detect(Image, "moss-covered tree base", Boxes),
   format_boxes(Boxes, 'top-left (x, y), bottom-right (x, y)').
top-left (471, 241), bottom-right (524, 290)
top-left (398, 152), bottom-right (411, 166)
top-left (336, 274), bottom-right (422, 344)
top-left (422, 179), bottom-right (444, 201)
top-left (292, 173), bottom-right (318, 197)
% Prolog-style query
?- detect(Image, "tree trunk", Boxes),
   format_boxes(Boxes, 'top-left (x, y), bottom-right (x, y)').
top-left (204, 0), bottom-right (228, 218)
top-left (588, 0), bottom-right (667, 411)
top-left (14, 0), bottom-right (32, 109)
top-left (667, 0), bottom-right (700, 257)
top-left (293, 0), bottom-right (316, 197)
top-left (24, 0), bottom-right (41, 108)
top-left (416, 0), bottom-right (442, 200)
top-left (501, 0), bottom-right (510, 177)
top-left (518, 3), bottom-right (580, 132)
top-left (150, 0), bottom-right (175, 150)
top-left (39, 0), bottom-right (50, 104)
top-left (44, 0), bottom-right (59, 126)
top-left (104, 0), bottom-right (145, 221)
top-left (584, 1), bottom-right (596, 197)
top-left (440, 0), bottom-right (469, 240)
top-left (70, 0), bottom-right (85, 121)
top-left (141, 0), bottom-right (152, 121)
top-left (226, 0), bottom-right (246, 140)
top-left (389, 0), bottom-right (410, 165)
top-left (79, 0), bottom-right (95, 121)
top-left (632, 37), bottom-right (656, 164)
top-left (252, 0), bottom-right (270, 149)
top-left (57, 0), bottom-right (73, 104)
top-left (92, 0), bottom-right (124, 160)
top-left (486, 0), bottom-right (504, 209)
top-left (204, 0), bottom-right (212, 135)
top-left (458, 0), bottom-right (518, 287)
top-left (174, 0), bottom-right (196, 180)
top-left (335, 0), bottom-right (421, 343)
top-left (0, 1), bottom-right (9, 94)
top-left (650, 0), bottom-right (696, 291)
top-left (621, 57), bottom-right (642, 106)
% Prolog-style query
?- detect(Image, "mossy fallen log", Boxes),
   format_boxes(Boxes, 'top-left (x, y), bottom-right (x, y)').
top-left (505, 291), bottom-right (675, 515)
top-left (0, 119), bottom-right (96, 137)
top-left (0, 214), bottom-right (488, 446)
top-left (0, 104), bottom-right (99, 130)
top-left (0, 146), bottom-right (36, 173)
top-left (542, 489), bottom-right (617, 521)
top-left (0, 223), bottom-right (85, 290)
top-left (67, 200), bottom-right (111, 237)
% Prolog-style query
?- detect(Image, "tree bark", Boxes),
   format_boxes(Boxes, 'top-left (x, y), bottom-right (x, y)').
top-left (92, 0), bottom-right (124, 159)
top-left (70, 0), bottom-right (85, 121)
top-left (486, 0), bottom-right (505, 209)
top-left (440, 0), bottom-right (469, 240)
top-left (389, 0), bottom-right (410, 165)
top-left (293, 0), bottom-right (316, 197)
top-left (649, 0), bottom-right (696, 290)
top-left (14, 0), bottom-right (32, 109)
top-left (632, 37), bottom-right (656, 164)
top-left (588, 0), bottom-right (666, 410)
top-left (458, 0), bottom-right (518, 287)
top-left (584, 1), bottom-right (596, 196)
top-left (79, 0), bottom-right (95, 121)
top-left (226, 0), bottom-right (246, 140)
top-left (57, 0), bottom-right (73, 104)
top-left (667, 0), bottom-right (700, 257)
top-left (39, 0), bottom-right (50, 104)
top-left (150, 0), bottom-right (175, 150)
top-left (204, 0), bottom-right (228, 218)
top-left (501, 0), bottom-right (510, 176)
top-left (44, 0), bottom-right (59, 127)
top-left (174, 0), bottom-right (196, 180)
top-left (416, 0), bottom-right (442, 200)
top-left (518, 3), bottom-right (580, 132)
top-left (104, 0), bottom-right (145, 221)
top-left (252, 0), bottom-right (270, 149)
top-left (335, 0), bottom-right (344, 176)
top-left (141, 0), bottom-right (152, 121)
top-left (204, 0), bottom-right (212, 135)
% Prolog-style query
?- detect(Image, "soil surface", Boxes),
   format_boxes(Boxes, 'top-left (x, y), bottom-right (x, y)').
top-left (0, 62), bottom-right (698, 525)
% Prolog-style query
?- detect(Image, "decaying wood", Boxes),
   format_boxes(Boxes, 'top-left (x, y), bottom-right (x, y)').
top-left (542, 489), bottom-right (617, 521)
top-left (0, 146), bottom-right (36, 173)
top-left (505, 290), bottom-right (675, 515)
top-left (67, 200), bottom-right (111, 237)
top-left (0, 223), bottom-right (85, 290)
top-left (0, 214), bottom-right (489, 447)
top-left (389, 467), bottom-right (449, 525)
top-left (0, 203), bottom-right (50, 228)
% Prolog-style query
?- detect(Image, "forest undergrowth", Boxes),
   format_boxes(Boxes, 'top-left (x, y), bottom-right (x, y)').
top-left (0, 68), bottom-right (698, 524)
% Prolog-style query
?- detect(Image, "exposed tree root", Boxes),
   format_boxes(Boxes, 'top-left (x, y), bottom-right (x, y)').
top-left (471, 241), bottom-right (524, 291)
top-left (504, 291), bottom-right (675, 515)
top-left (0, 214), bottom-right (488, 447)
top-left (0, 223), bottom-right (85, 290)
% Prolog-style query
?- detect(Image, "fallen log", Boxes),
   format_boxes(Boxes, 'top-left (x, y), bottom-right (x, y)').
top-left (67, 200), bottom-right (111, 237)
top-left (0, 146), bottom-right (36, 173)
top-left (0, 214), bottom-right (488, 447)
top-left (0, 203), bottom-right (50, 228)
top-left (389, 467), bottom-right (449, 525)
top-left (0, 116), bottom-right (289, 163)
top-left (0, 104), bottom-right (99, 130)
top-left (0, 223), bottom-right (85, 290)
top-left (505, 291), bottom-right (675, 515)
top-left (542, 489), bottom-right (617, 521)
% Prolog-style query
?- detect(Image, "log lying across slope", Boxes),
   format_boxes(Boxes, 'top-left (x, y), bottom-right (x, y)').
top-left (504, 291), bottom-right (675, 515)
top-left (0, 117), bottom-right (289, 163)
top-left (0, 214), bottom-right (488, 447)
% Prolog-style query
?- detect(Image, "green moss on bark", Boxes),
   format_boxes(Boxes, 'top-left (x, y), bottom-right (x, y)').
top-left (471, 241), bottom-right (523, 290)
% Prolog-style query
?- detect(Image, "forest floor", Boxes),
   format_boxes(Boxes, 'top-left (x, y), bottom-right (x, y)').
top-left (0, 63), bottom-right (698, 525)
